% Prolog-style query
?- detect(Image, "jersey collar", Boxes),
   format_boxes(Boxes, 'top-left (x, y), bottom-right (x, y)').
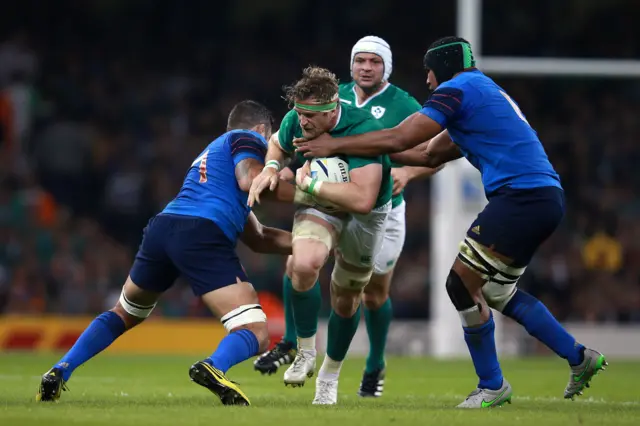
top-left (353, 82), bottom-right (390, 108)
top-left (330, 104), bottom-right (343, 132)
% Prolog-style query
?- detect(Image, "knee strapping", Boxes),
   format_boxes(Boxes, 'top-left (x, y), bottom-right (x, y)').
top-left (445, 270), bottom-right (484, 327)
top-left (220, 304), bottom-right (266, 332)
top-left (119, 290), bottom-right (157, 319)
top-left (332, 262), bottom-right (373, 291)
top-left (446, 270), bottom-right (475, 310)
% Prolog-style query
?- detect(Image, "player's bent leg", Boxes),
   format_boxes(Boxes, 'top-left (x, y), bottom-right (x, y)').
top-left (284, 239), bottom-right (326, 386)
top-left (254, 257), bottom-right (298, 375)
top-left (359, 270), bottom-right (393, 398)
top-left (313, 259), bottom-right (370, 405)
top-left (466, 233), bottom-right (608, 400)
top-left (190, 279), bottom-right (267, 406)
top-left (37, 277), bottom-right (159, 402)
top-left (491, 285), bottom-right (606, 399)
top-left (284, 214), bottom-right (338, 387)
top-left (446, 255), bottom-right (511, 408)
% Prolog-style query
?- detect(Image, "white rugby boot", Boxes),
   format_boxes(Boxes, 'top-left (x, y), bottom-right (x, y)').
top-left (312, 377), bottom-right (338, 405)
top-left (283, 349), bottom-right (316, 387)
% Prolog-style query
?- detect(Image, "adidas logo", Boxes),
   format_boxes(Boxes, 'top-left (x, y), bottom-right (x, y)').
top-left (471, 225), bottom-right (480, 235)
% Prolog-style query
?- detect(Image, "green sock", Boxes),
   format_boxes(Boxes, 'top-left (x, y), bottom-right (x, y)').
top-left (282, 274), bottom-right (297, 348)
top-left (326, 305), bottom-right (362, 362)
top-left (364, 298), bottom-right (392, 373)
top-left (291, 279), bottom-right (321, 339)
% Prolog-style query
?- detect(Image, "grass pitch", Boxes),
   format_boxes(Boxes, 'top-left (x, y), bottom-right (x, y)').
top-left (1, 353), bottom-right (638, 426)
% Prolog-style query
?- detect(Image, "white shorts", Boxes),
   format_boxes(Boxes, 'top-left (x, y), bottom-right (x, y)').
top-left (373, 200), bottom-right (406, 275)
top-left (337, 201), bottom-right (391, 269)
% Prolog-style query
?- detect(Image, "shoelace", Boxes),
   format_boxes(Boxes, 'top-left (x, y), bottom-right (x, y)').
top-left (464, 388), bottom-right (482, 400)
top-left (45, 373), bottom-right (70, 393)
top-left (314, 380), bottom-right (335, 403)
top-left (290, 352), bottom-right (309, 373)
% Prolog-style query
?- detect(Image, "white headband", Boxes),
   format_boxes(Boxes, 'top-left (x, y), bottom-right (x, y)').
top-left (350, 35), bottom-right (393, 81)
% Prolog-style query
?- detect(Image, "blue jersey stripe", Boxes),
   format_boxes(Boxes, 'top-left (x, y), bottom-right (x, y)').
top-left (423, 87), bottom-right (463, 119)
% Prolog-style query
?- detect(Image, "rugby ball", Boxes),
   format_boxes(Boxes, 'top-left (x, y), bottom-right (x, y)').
top-left (310, 157), bottom-right (350, 184)
top-left (309, 157), bottom-right (350, 211)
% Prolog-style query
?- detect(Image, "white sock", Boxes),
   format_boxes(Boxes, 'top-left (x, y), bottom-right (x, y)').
top-left (298, 335), bottom-right (317, 353)
top-left (318, 355), bottom-right (342, 381)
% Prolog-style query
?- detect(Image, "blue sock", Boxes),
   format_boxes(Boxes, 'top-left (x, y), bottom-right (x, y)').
top-left (205, 329), bottom-right (259, 374)
top-left (463, 313), bottom-right (503, 390)
top-left (503, 289), bottom-right (584, 366)
top-left (55, 311), bottom-right (126, 382)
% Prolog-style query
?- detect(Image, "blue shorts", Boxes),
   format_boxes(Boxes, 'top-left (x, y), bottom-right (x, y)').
top-left (467, 186), bottom-right (565, 268)
top-left (129, 214), bottom-right (248, 296)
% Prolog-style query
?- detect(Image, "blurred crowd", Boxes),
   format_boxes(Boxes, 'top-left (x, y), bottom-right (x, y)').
top-left (1, 0), bottom-right (639, 321)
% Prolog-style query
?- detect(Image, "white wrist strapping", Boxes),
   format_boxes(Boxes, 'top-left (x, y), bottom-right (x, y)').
top-left (264, 160), bottom-right (281, 172)
top-left (301, 176), bottom-right (323, 195)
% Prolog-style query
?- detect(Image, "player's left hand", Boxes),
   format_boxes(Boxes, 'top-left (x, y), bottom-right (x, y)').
top-left (391, 167), bottom-right (411, 196)
top-left (294, 134), bottom-right (337, 158)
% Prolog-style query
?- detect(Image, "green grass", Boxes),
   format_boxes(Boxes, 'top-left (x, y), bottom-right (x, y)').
top-left (1, 353), bottom-right (638, 426)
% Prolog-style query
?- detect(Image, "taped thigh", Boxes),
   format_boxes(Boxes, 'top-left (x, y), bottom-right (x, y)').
top-left (457, 237), bottom-right (526, 310)
top-left (292, 219), bottom-right (336, 251)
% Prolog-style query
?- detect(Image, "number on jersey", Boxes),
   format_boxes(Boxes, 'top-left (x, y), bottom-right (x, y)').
top-left (500, 90), bottom-right (530, 126)
top-left (198, 151), bottom-right (209, 183)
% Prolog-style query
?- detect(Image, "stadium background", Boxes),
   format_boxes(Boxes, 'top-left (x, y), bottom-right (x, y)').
top-left (0, 0), bottom-right (639, 358)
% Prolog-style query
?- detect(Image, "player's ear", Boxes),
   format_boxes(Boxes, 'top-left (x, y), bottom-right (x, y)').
top-left (253, 123), bottom-right (267, 138)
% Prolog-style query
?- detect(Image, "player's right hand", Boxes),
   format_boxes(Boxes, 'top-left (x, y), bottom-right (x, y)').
top-left (248, 167), bottom-right (279, 207)
top-left (294, 134), bottom-right (337, 158)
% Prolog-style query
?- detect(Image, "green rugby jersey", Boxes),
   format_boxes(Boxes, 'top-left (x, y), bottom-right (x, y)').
top-left (339, 82), bottom-right (421, 207)
top-left (277, 103), bottom-right (392, 208)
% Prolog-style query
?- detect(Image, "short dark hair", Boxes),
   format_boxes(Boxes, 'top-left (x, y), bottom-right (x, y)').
top-left (227, 100), bottom-right (274, 132)
top-left (283, 66), bottom-right (339, 107)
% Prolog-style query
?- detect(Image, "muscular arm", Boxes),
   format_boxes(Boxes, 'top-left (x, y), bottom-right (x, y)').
top-left (390, 130), bottom-right (462, 168)
top-left (279, 167), bottom-right (295, 182)
top-left (266, 131), bottom-right (291, 166)
top-left (402, 165), bottom-right (444, 179)
top-left (235, 158), bottom-right (297, 203)
top-left (240, 212), bottom-right (292, 255)
top-left (389, 140), bottom-right (433, 166)
top-left (297, 112), bottom-right (443, 157)
top-left (314, 163), bottom-right (382, 215)
top-left (423, 130), bottom-right (463, 167)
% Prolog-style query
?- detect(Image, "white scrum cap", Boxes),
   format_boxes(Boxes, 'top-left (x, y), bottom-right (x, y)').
top-left (350, 35), bottom-right (393, 81)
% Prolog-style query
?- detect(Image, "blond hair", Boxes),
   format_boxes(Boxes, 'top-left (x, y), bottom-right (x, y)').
top-left (284, 66), bottom-right (339, 107)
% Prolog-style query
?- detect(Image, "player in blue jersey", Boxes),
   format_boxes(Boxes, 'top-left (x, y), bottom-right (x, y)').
top-left (37, 100), bottom-right (299, 406)
top-left (295, 37), bottom-right (607, 408)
